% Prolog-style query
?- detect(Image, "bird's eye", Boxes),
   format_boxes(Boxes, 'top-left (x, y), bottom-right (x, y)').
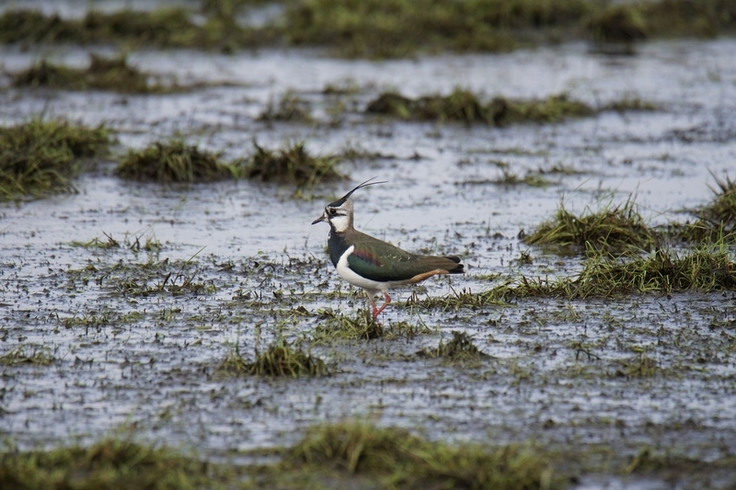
top-left (328, 208), bottom-right (337, 215)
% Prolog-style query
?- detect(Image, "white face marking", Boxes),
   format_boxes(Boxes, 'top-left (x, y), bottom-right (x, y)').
top-left (327, 210), bottom-right (350, 232)
top-left (325, 199), bottom-right (353, 232)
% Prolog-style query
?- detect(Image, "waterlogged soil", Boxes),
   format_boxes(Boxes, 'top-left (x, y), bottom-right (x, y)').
top-left (2, 34), bottom-right (736, 488)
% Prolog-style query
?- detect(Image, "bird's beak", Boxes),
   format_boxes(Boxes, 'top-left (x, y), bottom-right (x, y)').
top-left (312, 213), bottom-right (326, 225)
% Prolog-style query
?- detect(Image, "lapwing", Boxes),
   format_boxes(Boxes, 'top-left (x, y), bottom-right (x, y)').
top-left (312, 178), bottom-right (464, 318)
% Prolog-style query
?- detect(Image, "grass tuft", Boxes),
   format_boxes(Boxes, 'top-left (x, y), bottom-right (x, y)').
top-left (682, 173), bottom-right (736, 243)
top-left (283, 419), bottom-right (562, 489)
top-left (218, 339), bottom-right (329, 377)
top-left (0, 437), bottom-right (225, 488)
top-left (116, 139), bottom-right (237, 183)
top-left (312, 309), bottom-right (431, 342)
top-left (0, 119), bottom-right (112, 201)
top-left (571, 247), bottom-right (736, 297)
top-left (0, 345), bottom-right (54, 366)
top-left (523, 198), bottom-right (657, 253)
top-left (2, 1), bottom-right (736, 58)
top-left (418, 330), bottom-right (490, 362)
top-left (11, 54), bottom-right (170, 93)
top-left (243, 140), bottom-right (344, 187)
top-left (586, 4), bottom-right (648, 43)
top-left (366, 89), bottom-right (648, 126)
top-left (258, 92), bottom-right (313, 122)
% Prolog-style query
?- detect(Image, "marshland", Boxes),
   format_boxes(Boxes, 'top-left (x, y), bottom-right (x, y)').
top-left (1, 0), bottom-right (736, 488)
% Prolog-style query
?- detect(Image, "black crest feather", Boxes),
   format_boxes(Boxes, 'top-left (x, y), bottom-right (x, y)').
top-left (328, 177), bottom-right (387, 207)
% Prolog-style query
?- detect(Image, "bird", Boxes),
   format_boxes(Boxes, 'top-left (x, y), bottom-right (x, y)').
top-left (312, 178), bottom-right (464, 318)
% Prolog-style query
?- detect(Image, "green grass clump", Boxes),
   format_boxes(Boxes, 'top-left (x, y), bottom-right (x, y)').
top-left (524, 198), bottom-right (657, 253)
top-left (12, 54), bottom-right (169, 93)
top-left (218, 339), bottom-right (329, 377)
top-left (571, 247), bottom-right (736, 297)
top-left (284, 0), bottom-right (591, 57)
top-left (586, 4), bottom-right (648, 43)
top-left (258, 92), bottom-right (313, 122)
top-left (0, 345), bottom-right (54, 366)
top-left (419, 246), bottom-right (736, 310)
top-left (0, 119), bottom-right (112, 201)
top-left (418, 330), bottom-right (490, 363)
top-left (0, 7), bottom-right (272, 52)
top-left (682, 174), bottom-right (736, 243)
top-left (283, 420), bottom-right (562, 489)
top-left (3, 0), bottom-right (736, 58)
top-left (244, 140), bottom-right (344, 187)
top-left (0, 437), bottom-right (226, 489)
top-left (365, 90), bottom-right (618, 126)
top-left (312, 309), bottom-right (431, 342)
top-left (116, 139), bottom-right (237, 183)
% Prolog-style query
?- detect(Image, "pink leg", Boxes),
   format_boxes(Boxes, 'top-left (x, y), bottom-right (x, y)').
top-left (372, 292), bottom-right (392, 318)
top-left (366, 294), bottom-right (379, 318)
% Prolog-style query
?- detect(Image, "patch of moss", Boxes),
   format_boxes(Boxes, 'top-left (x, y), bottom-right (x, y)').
top-left (0, 437), bottom-right (229, 488)
top-left (116, 139), bottom-right (237, 183)
top-left (282, 420), bottom-right (563, 489)
top-left (244, 140), bottom-right (344, 187)
top-left (523, 198), bottom-right (657, 253)
top-left (12, 54), bottom-right (171, 93)
top-left (218, 339), bottom-right (329, 377)
top-left (0, 119), bottom-right (112, 201)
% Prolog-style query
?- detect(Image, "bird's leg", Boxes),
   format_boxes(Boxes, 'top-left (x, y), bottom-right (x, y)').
top-left (366, 293), bottom-right (379, 319)
top-left (373, 292), bottom-right (392, 318)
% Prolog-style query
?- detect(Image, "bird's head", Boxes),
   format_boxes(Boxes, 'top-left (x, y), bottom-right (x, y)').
top-left (312, 177), bottom-right (386, 233)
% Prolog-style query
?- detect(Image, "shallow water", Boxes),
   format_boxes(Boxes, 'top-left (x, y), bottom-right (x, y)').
top-left (2, 32), bottom-right (736, 487)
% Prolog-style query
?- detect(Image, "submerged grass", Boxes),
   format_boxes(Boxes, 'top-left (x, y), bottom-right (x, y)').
top-left (0, 437), bottom-right (228, 489)
top-left (11, 54), bottom-right (171, 93)
top-left (282, 419), bottom-right (562, 489)
top-left (524, 198), bottom-right (658, 253)
top-left (311, 309), bottom-right (431, 342)
top-left (243, 140), bottom-right (344, 187)
top-left (218, 339), bottom-right (329, 377)
top-left (0, 119), bottom-right (112, 201)
top-left (0, 345), bottom-right (54, 366)
top-left (258, 92), bottom-right (313, 122)
top-left (116, 139), bottom-right (237, 183)
top-left (417, 330), bottom-right (490, 363)
top-left (366, 89), bottom-right (652, 126)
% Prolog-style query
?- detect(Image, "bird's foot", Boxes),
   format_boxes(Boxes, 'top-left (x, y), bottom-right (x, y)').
top-left (372, 292), bottom-right (392, 318)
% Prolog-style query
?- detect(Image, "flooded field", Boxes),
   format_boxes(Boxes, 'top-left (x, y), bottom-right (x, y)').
top-left (1, 2), bottom-right (736, 487)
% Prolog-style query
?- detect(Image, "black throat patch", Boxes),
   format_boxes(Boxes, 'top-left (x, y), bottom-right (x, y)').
top-left (327, 227), bottom-right (351, 268)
